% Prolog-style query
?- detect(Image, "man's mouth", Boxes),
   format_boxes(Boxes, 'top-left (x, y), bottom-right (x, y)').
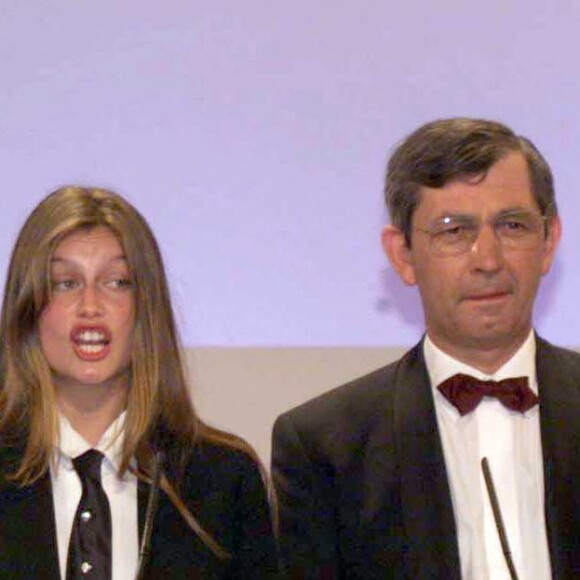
top-left (468, 291), bottom-right (510, 300)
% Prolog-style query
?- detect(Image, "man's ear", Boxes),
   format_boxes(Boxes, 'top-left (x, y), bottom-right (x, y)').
top-left (541, 214), bottom-right (562, 276)
top-left (381, 225), bottom-right (417, 286)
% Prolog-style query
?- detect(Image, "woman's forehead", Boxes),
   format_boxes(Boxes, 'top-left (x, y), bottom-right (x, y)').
top-left (52, 226), bottom-right (126, 262)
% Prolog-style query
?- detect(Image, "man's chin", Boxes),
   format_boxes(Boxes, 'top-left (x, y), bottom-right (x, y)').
top-left (458, 325), bottom-right (530, 351)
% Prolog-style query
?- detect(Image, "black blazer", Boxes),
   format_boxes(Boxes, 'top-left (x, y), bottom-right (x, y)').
top-left (271, 337), bottom-right (580, 579)
top-left (0, 440), bottom-right (281, 579)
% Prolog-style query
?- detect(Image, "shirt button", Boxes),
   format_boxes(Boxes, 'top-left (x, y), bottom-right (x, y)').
top-left (81, 510), bottom-right (92, 522)
top-left (81, 561), bottom-right (93, 574)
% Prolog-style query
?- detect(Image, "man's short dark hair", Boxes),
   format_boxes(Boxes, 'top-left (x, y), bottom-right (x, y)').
top-left (384, 118), bottom-right (557, 245)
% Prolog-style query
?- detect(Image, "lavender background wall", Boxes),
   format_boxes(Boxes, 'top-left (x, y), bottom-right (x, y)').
top-left (2, 2), bottom-right (578, 350)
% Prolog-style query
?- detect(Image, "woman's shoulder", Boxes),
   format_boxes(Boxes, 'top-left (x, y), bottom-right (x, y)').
top-left (160, 430), bottom-right (266, 494)
top-left (185, 437), bottom-right (263, 484)
top-left (156, 435), bottom-right (280, 576)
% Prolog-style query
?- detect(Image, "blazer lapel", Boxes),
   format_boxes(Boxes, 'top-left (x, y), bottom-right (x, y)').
top-left (536, 337), bottom-right (580, 579)
top-left (136, 456), bottom-right (170, 577)
top-left (137, 478), bottom-right (148, 543)
top-left (394, 343), bottom-right (462, 579)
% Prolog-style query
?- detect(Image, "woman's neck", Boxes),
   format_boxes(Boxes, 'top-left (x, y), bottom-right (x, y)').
top-left (55, 379), bottom-right (128, 446)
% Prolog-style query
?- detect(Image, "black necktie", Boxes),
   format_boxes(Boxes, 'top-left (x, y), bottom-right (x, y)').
top-left (66, 449), bottom-right (112, 579)
top-left (437, 373), bottom-right (539, 416)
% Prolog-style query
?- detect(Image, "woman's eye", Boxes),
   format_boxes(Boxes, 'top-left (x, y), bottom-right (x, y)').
top-left (107, 277), bottom-right (133, 289)
top-left (51, 279), bottom-right (77, 292)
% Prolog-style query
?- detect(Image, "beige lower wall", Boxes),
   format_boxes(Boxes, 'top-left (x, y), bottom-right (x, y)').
top-left (185, 347), bottom-right (407, 466)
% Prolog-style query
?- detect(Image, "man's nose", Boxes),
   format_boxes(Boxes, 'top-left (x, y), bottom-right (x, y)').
top-left (470, 223), bottom-right (505, 273)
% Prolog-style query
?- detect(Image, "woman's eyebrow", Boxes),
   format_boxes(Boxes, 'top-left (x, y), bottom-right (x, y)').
top-left (50, 254), bottom-right (128, 264)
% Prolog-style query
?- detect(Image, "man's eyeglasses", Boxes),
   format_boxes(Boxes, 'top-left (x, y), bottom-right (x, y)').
top-left (414, 210), bottom-right (549, 256)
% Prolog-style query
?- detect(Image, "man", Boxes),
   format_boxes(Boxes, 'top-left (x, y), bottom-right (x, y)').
top-left (271, 118), bottom-right (580, 579)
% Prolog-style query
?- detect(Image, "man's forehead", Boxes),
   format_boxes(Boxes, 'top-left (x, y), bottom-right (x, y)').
top-left (413, 153), bottom-right (536, 216)
top-left (430, 207), bottom-right (537, 223)
top-left (428, 150), bottom-right (526, 182)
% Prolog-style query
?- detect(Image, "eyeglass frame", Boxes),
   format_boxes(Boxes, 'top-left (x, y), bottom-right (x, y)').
top-left (412, 209), bottom-right (552, 256)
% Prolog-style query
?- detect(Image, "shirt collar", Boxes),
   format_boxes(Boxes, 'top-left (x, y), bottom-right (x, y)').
top-left (424, 330), bottom-right (538, 416)
top-left (56, 411), bottom-right (126, 471)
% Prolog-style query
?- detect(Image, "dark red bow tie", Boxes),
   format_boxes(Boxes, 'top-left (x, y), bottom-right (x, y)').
top-left (437, 373), bottom-right (538, 416)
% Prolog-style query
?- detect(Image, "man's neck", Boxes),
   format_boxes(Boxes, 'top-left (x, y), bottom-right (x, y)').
top-left (425, 332), bottom-right (532, 375)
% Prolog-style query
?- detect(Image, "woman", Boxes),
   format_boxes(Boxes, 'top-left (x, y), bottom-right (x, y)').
top-left (0, 186), bottom-right (280, 578)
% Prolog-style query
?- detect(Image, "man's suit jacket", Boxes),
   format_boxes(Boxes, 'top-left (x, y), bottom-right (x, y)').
top-left (271, 337), bottom-right (580, 579)
top-left (0, 440), bottom-right (280, 579)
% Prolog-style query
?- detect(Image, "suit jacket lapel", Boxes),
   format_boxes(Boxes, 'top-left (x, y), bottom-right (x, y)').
top-left (394, 343), bottom-right (462, 579)
top-left (536, 337), bottom-right (580, 579)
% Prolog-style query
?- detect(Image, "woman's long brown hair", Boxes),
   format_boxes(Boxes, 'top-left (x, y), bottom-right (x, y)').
top-left (0, 186), bottom-right (266, 557)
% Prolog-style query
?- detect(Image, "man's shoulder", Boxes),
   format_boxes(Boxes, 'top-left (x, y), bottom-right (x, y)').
top-left (537, 335), bottom-right (580, 364)
top-left (536, 336), bottom-right (580, 393)
top-left (274, 343), bottom-right (425, 434)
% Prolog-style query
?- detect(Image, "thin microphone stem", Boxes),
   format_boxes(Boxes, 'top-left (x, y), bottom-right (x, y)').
top-left (481, 457), bottom-right (519, 580)
top-left (135, 451), bottom-right (163, 580)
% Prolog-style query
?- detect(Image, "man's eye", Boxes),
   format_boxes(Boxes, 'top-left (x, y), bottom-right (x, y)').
top-left (435, 224), bottom-right (473, 238)
top-left (496, 218), bottom-right (529, 235)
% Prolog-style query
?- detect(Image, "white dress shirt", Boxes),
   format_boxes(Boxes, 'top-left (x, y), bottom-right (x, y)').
top-left (424, 331), bottom-right (551, 580)
top-left (51, 413), bottom-right (139, 580)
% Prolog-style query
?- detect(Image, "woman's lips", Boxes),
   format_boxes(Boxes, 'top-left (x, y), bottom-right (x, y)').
top-left (70, 326), bottom-right (111, 361)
